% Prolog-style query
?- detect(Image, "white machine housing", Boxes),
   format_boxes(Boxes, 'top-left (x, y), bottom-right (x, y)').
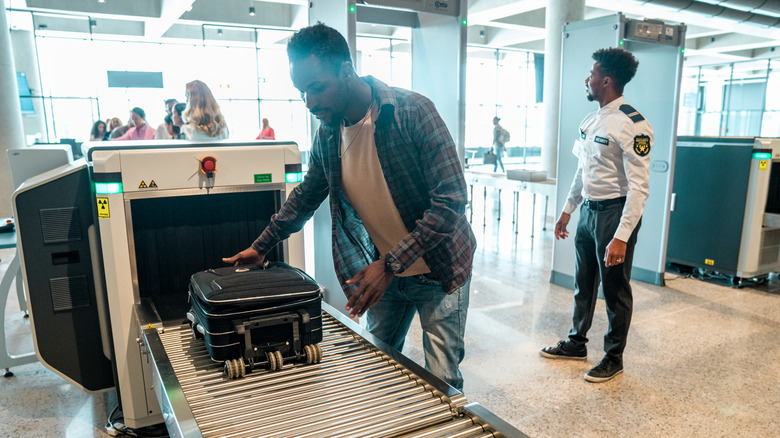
top-left (738, 138), bottom-right (780, 278)
top-left (89, 140), bottom-right (307, 428)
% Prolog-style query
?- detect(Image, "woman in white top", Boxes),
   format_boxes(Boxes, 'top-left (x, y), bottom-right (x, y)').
top-left (181, 79), bottom-right (229, 140)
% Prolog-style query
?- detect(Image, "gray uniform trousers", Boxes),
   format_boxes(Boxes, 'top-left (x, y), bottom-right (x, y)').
top-left (567, 199), bottom-right (641, 362)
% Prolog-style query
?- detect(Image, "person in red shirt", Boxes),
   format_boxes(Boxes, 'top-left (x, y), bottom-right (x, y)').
top-left (256, 118), bottom-right (275, 140)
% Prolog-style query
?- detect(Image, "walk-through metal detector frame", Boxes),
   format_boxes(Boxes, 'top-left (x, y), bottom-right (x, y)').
top-left (551, 13), bottom-right (686, 289)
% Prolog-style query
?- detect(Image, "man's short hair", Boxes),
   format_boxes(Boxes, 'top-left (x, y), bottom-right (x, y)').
top-left (165, 98), bottom-right (178, 106)
top-left (592, 48), bottom-right (639, 92)
top-left (174, 103), bottom-right (186, 116)
top-left (287, 22), bottom-right (352, 75)
top-left (131, 107), bottom-right (145, 119)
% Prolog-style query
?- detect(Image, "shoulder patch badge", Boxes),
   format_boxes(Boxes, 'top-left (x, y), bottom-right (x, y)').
top-left (634, 135), bottom-right (651, 156)
top-left (594, 136), bottom-right (609, 145)
top-left (580, 129), bottom-right (586, 139)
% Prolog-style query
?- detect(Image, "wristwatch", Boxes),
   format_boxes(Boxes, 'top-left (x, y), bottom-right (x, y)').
top-left (384, 253), bottom-right (404, 274)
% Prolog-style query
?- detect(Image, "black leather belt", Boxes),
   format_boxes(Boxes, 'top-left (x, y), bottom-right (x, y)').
top-left (584, 197), bottom-right (626, 211)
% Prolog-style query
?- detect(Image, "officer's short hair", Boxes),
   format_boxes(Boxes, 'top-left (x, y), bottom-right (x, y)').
top-left (287, 22), bottom-right (352, 76)
top-left (592, 48), bottom-right (639, 93)
top-left (131, 107), bottom-right (145, 119)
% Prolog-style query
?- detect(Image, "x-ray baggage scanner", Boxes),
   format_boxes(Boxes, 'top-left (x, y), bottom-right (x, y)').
top-left (667, 137), bottom-right (780, 285)
top-left (551, 14), bottom-right (686, 289)
top-left (13, 140), bottom-right (525, 437)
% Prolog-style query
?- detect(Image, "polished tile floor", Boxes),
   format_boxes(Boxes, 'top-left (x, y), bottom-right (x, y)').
top-left (1, 185), bottom-right (779, 437)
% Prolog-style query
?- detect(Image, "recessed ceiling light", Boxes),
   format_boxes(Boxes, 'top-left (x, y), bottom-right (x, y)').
top-left (249, 7), bottom-right (255, 16)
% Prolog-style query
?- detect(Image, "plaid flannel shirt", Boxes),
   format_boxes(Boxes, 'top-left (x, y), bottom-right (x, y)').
top-left (252, 76), bottom-right (476, 296)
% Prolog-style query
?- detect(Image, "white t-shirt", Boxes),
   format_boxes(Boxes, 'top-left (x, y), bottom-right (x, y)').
top-left (339, 103), bottom-right (431, 277)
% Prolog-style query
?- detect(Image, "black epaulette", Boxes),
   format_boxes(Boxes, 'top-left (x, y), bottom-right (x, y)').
top-left (619, 104), bottom-right (645, 123)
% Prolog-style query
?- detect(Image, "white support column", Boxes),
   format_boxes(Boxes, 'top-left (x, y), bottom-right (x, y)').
top-left (0, 10), bottom-right (26, 216)
top-left (10, 30), bottom-right (46, 144)
top-left (541, 0), bottom-right (584, 178)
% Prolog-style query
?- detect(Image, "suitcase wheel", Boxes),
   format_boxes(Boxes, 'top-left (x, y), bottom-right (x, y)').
top-left (224, 357), bottom-right (246, 379)
top-left (267, 350), bottom-right (284, 371)
top-left (304, 344), bottom-right (323, 365)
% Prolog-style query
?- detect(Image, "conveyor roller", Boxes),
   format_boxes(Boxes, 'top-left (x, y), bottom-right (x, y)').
top-left (141, 302), bottom-right (527, 438)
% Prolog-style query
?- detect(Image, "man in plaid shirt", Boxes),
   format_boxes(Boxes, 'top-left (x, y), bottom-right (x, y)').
top-left (224, 23), bottom-right (476, 390)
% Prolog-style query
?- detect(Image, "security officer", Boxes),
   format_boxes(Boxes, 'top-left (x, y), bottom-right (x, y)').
top-left (541, 47), bottom-right (653, 383)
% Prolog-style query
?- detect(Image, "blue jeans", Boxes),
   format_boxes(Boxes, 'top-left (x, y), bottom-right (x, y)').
top-left (366, 275), bottom-right (470, 391)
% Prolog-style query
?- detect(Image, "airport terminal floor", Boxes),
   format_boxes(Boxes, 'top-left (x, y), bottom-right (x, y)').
top-left (1, 174), bottom-right (779, 437)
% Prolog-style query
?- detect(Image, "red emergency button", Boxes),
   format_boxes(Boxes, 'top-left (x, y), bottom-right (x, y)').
top-left (200, 156), bottom-right (217, 176)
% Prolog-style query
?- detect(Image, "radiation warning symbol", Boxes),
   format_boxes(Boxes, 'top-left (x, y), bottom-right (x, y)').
top-left (149, 180), bottom-right (158, 188)
top-left (139, 181), bottom-right (148, 188)
top-left (96, 197), bottom-right (110, 218)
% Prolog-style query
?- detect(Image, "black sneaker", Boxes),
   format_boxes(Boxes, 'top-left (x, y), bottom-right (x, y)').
top-left (584, 357), bottom-right (623, 383)
top-left (540, 340), bottom-right (587, 360)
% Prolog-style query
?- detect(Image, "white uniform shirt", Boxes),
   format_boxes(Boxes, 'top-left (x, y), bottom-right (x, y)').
top-left (562, 96), bottom-right (654, 242)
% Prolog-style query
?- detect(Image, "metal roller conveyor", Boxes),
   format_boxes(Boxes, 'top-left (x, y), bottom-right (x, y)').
top-left (140, 302), bottom-right (528, 438)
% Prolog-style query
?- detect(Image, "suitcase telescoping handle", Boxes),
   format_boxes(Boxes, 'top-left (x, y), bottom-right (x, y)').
top-left (234, 310), bottom-right (312, 360)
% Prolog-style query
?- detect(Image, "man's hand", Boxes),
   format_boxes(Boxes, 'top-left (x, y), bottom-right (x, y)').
top-left (604, 238), bottom-right (627, 267)
top-left (554, 212), bottom-right (571, 240)
top-left (222, 247), bottom-right (264, 266)
top-left (345, 260), bottom-right (395, 318)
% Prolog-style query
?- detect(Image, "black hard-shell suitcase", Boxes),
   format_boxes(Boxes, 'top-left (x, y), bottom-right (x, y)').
top-left (187, 262), bottom-right (323, 379)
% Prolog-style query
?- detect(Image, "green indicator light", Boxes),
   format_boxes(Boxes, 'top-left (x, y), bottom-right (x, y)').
top-left (349, 5), bottom-right (355, 12)
top-left (619, 40), bottom-right (624, 45)
top-left (681, 48), bottom-right (685, 53)
top-left (753, 152), bottom-right (772, 159)
top-left (462, 19), bottom-right (467, 26)
top-left (95, 182), bottom-right (123, 194)
top-left (285, 172), bottom-right (303, 183)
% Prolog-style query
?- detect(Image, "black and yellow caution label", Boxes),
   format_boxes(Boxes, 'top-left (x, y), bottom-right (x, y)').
top-left (96, 197), bottom-right (110, 218)
top-left (760, 160), bottom-right (768, 171)
top-left (139, 181), bottom-right (148, 188)
top-left (705, 259), bottom-right (714, 266)
top-left (149, 180), bottom-right (158, 188)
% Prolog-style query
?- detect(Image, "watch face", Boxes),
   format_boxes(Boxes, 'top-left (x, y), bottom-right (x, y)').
top-left (385, 254), bottom-right (402, 274)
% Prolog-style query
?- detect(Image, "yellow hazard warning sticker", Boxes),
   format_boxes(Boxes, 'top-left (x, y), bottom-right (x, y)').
top-left (139, 181), bottom-right (148, 188)
top-left (149, 180), bottom-right (158, 188)
top-left (759, 160), bottom-right (768, 171)
top-left (705, 259), bottom-right (714, 266)
top-left (96, 197), bottom-right (110, 218)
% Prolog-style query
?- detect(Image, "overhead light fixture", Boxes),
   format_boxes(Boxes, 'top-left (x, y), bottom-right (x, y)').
top-left (98, 0), bottom-right (105, 3)
top-left (217, 29), bottom-right (223, 36)
top-left (249, 7), bottom-right (255, 16)
top-left (89, 19), bottom-right (97, 28)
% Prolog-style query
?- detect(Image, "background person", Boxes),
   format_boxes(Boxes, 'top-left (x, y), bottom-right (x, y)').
top-left (181, 80), bottom-right (229, 140)
top-left (256, 118), bottom-right (275, 140)
top-left (172, 103), bottom-right (187, 139)
top-left (540, 47), bottom-right (653, 383)
top-left (491, 116), bottom-right (507, 172)
top-left (90, 120), bottom-right (108, 141)
top-left (107, 117), bottom-right (129, 139)
top-left (223, 23), bottom-right (476, 391)
top-left (111, 107), bottom-right (157, 141)
top-left (156, 98), bottom-right (178, 139)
